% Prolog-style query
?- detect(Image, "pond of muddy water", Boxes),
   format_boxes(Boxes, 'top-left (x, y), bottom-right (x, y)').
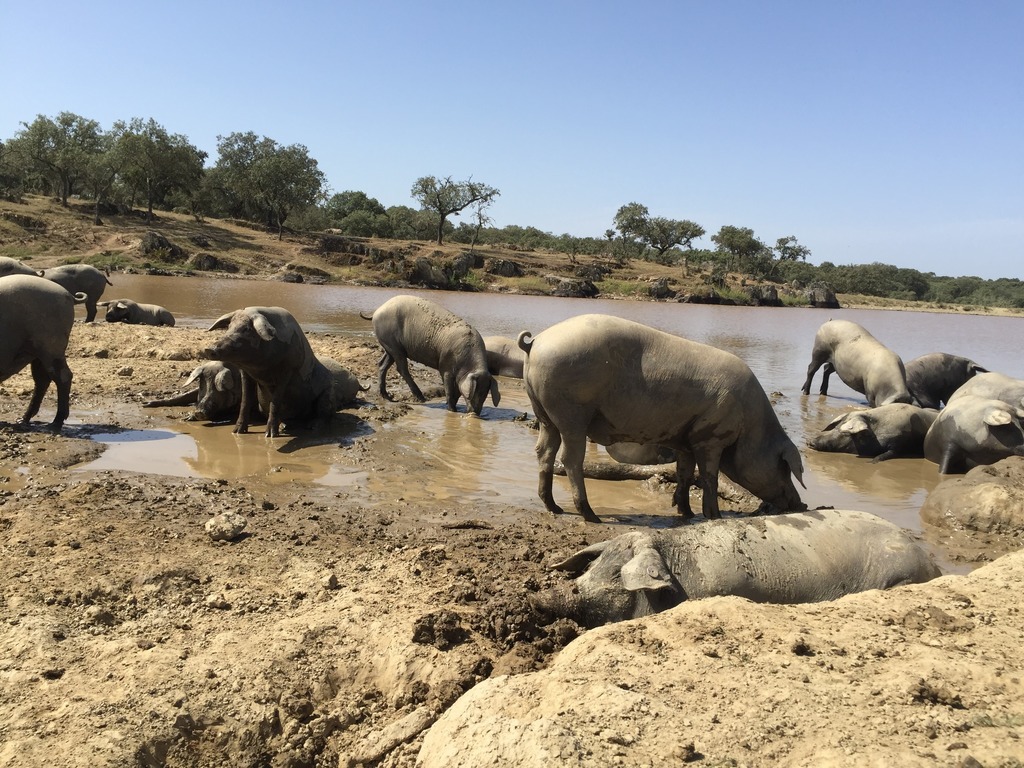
top-left (77, 274), bottom-right (1024, 571)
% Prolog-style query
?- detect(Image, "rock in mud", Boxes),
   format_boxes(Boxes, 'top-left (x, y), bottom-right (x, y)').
top-left (204, 512), bottom-right (247, 542)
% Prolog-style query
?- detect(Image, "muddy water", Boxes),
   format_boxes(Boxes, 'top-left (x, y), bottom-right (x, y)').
top-left (83, 273), bottom-right (1024, 566)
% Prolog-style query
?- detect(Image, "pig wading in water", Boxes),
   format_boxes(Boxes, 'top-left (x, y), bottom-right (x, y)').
top-left (533, 509), bottom-right (941, 627)
top-left (518, 314), bottom-right (805, 523)
top-left (0, 274), bottom-right (87, 431)
top-left (361, 295), bottom-right (499, 415)
top-left (801, 319), bottom-right (912, 406)
top-left (201, 306), bottom-right (365, 437)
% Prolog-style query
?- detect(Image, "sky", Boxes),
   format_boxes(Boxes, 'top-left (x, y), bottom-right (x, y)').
top-left (2, 1), bottom-right (1022, 279)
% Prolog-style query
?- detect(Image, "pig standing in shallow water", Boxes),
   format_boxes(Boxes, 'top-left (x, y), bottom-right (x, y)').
top-left (801, 319), bottom-right (911, 406)
top-left (533, 509), bottom-right (941, 627)
top-left (361, 295), bottom-right (499, 415)
top-left (519, 314), bottom-right (805, 523)
top-left (201, 306), bottom-right (365, 437)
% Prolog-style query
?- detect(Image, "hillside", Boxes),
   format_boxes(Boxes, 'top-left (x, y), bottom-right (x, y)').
top-left (2, 194), bottom-right (1019, 316)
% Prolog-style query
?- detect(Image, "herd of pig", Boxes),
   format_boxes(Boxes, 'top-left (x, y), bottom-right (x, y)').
top-left (3, 257), bottom-right (1019, 626)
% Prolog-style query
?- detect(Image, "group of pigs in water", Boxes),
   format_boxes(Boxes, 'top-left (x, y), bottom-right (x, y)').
top-left (3, 257), bottom-right (1020, 625)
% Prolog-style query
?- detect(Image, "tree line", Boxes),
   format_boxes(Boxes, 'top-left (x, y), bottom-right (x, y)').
top-left (1, 111), bottom-right (1020, 309)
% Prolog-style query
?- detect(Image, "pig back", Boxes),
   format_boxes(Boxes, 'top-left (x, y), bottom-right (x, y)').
top-left (663, 510), bottom-right (938, 603)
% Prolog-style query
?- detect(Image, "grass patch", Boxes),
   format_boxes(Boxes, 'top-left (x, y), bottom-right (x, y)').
top-left (596, 278), bottom-right (651, 298)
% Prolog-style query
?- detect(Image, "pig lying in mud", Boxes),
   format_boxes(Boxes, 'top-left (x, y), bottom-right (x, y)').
top-left (101, 298), bottom-right (175, 326)
top-left (201, 306), bottom-right (366, 437)
top-left (809, 403), bottom-right (938, 461)
top-left (533, 509), bottom-right (941, 627)
top-left (143, 361), bottom-right (248, 422)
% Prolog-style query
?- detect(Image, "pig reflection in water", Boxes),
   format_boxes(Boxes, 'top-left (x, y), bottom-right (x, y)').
top-left (179, 414), bottom-right (371, 483)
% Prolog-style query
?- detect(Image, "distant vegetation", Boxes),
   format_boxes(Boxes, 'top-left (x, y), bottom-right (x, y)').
top-left (2, 110), bottom-right (1021, 309)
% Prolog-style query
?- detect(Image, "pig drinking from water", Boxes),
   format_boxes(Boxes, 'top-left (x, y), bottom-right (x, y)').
top-left (201, 306), bottom-right (366, 437)
top-left (801, 319), bottom-right (911, 406)
top-left (518, 314), bottom-right (805, 523)
top-left (533, 509), bottom-right (940, 627)
top-left (0, 274), bottom-right (86, 431)
top-left (361, 295), bottom-right (499, 415)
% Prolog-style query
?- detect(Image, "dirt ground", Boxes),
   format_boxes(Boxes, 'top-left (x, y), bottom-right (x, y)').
top-left (1, 321), bottom-right (1022, 767)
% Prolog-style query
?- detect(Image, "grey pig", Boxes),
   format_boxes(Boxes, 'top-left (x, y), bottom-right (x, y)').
top-left (905, 352), bottom-right (987, 409)
top-left (361, 295), bottom-right (499, 415)
top-left (809, 403), bottom-right (938, 461)
top-left (201, 306), bottom-right (366, 437)
top-left (801, 319), bottom-right (911, 406)
top-left (38, 264), bottom-right (113, 323)
top-left (533, 509), bottom-right (940, 627)
top-left (0, 274), bottom-right (86, 431)
top-left (518, 314), bottom-right (805, 523)
top-left (102, 298), bottom-right (175, 326)
top-left (923, 394), bottom-right (1024, 473)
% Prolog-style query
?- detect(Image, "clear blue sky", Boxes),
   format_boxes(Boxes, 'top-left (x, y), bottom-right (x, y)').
top-left (3, 1), bottom-right (1021, 279)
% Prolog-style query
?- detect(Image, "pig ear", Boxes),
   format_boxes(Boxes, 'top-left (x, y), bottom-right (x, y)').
top-left (184, 366), bottom-right (204, 387)
top-left (984, 409), bottom-right (1013, 427)
top-left (214, 367), bottom-right (235, 391)
top-left (620, 547), bottom-right (673, 591)
top-left (783, 443), bottom-right (806, 488)
top-left (839, 415), bottom-right (869, 434)
top-left (489, 377), bottom-right (500, 407)
top-left (252, 313), bottom-right (277, 341)
top-left (551, 540), bottom-right (612, 573)
top-left (208, 312), bottom-right (235, 331)
top-left (821, 413), bottom-right (848, 431)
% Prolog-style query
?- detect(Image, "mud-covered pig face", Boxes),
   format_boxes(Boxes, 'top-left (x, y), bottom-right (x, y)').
top-left (201, 310), bottom-right (278, 365)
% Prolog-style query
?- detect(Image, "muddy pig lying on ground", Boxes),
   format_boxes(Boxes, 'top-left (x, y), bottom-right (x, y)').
top-left (144, 361), bottom-right (248, 422)
top-left (102, 298), bottom-right (175, 326)
top-left (533, 509), bottom-right (941, 627)
top-left (809, 403), bottom-right (938, 461)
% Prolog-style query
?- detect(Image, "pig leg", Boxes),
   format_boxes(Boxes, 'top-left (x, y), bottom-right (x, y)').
top-left (801, 351), bottom-right (829, 396)
top-left (442, 371), bottom-right (459, 411)
top-left (391, 353), bottom-right (426, 402)
top-left (376, 351), bottom-right (394, 400)
top-left (21, 360), bottom-right (54, 427)
top-left (49, 360), bottom-right (73, 431)
top-left (233, 373), bottom-right (256, 434)
top-left (534, 421), bottom-right (565, 516)
top-left (672, 449), bottom-right (696, 519)
top-left (560, 432), bottom-right (601, 523)
top-left (819, 362), bottom-right (836, 395)
top-left (695, 446), bottom-right (723, 519)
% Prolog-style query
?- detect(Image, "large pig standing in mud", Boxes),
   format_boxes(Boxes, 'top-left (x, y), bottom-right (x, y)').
top-left (923, 394), bottom-right (1024, 473)
top-left (38, 264), bottom-right (113, 323)
top-left (201, 306), bottom-right (365, 437)
top-left (361, 295), bottom-right (499, 415)
top-left (533, 509), bottom-right (941, 627)
top-left (0, 274), bottom-right (86, 431)
top-left (518, 314), bottom-right (805, 523)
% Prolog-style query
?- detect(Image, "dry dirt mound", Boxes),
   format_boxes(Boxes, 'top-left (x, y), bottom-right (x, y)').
top-left (421, 551), bottom-right (1024, 767)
